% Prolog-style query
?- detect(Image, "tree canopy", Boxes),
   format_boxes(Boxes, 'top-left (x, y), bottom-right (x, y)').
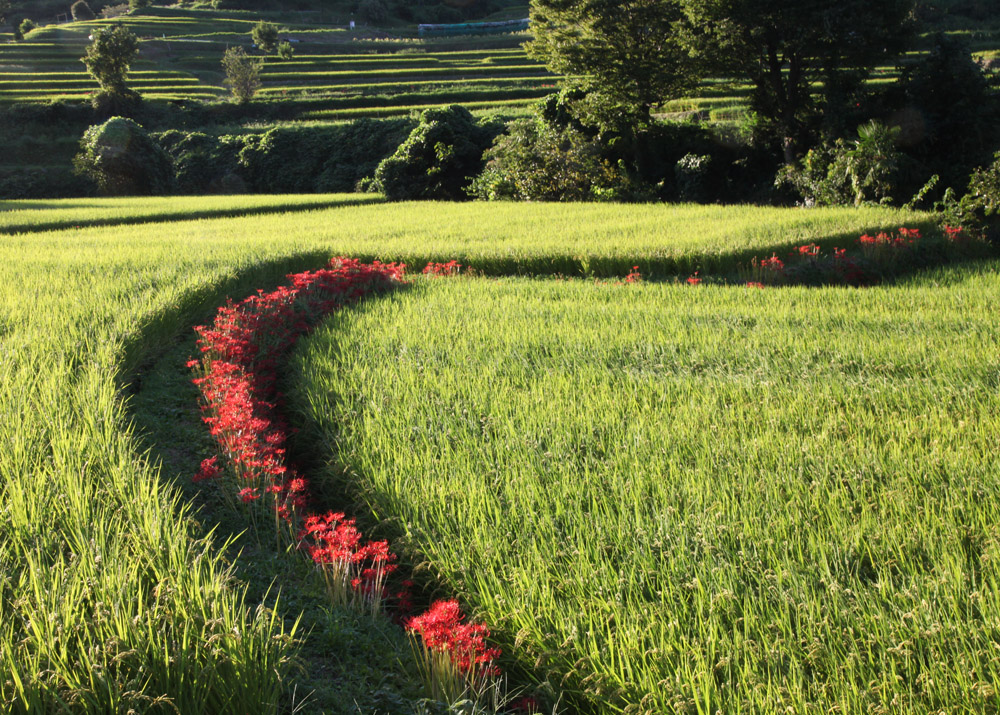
top-left (680, 0), bottom-right (917, 162)
top-left (528, 0), bottom-right (700, 124)
top-left (82, 24), bottom-right (140, 95)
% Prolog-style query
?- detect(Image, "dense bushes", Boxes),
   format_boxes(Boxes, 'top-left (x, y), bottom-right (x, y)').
top-left (370, 105), bottom-right (499, 200)
top-left (470, 117), bottom-right (619, 201)
top-left (74, 116), bottom-right (174, 195)
top-left (939, 152), bottom-right (1000, 242)
top-left (779, 122), bottom-right (910, 207)
top-left (468, 90), bottom-right (748, 203)
top-left (155, 119), bottom-right (415, 194)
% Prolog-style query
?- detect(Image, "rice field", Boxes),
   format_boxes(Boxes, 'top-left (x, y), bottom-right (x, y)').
top-left (4, 195), bottom-right (982, 712)
top-left (290, 265), bottom-right (1000, 713)
top-left (3, 4), bottom-right (997, 126)
top-left (0, 6), bottom-right (552, 117)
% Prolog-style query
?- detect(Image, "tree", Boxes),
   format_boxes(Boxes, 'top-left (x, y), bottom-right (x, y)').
top-left (82, 24), bottom-right (142, 115)
top-left (370, 105), bottom-right (497, 200)
top-left (222, 47), bottom-right (262, 103)
top-left (528, 0), bottom-right (700, 124)
top-left (0, 0), bottom-right (10, 25)
top-left (71, 0), bottom-right (96, 21)
top-left (74, 116), bottom-right (173, 195)
top-left (680, 0), bottom-right (916, 163)
top-left (251, 20), bottom-right (279, 53)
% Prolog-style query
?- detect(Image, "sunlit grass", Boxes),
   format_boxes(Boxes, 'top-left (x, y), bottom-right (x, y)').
top-left (290, 266), bottom-right (1000, 712)
top-left (0, 195), bottom-right (977, 711)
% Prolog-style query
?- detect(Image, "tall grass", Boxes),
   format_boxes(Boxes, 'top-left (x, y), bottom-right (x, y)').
top-left (0, 196), bottom-right (966, 711)
top-left (290, 266), bottom-right (1000, 712)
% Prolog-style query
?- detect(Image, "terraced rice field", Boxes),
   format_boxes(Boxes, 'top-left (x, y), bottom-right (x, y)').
top-left (3, 195), bottom-right (997, 712)
top-left (0, 6), bottom-right (553, 116)
top-left (3, 6), bottom-right (997, 123)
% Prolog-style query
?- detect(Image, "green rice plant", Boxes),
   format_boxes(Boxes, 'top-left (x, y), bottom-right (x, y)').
top-left (0, 195), bottom-right (976, 712)
top-left (289, 264), bottom-right (1000, 712)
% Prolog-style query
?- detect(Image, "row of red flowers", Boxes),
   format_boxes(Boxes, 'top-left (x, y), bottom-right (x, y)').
top-left (679, 226), bottom-right (970, 287)
top-left (188, 258), bottom-right (506, 702)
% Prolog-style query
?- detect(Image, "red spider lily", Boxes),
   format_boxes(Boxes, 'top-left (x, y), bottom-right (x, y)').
top-left (833, 247), bottom-right (848, 260)
top-left (858, 228), bottom-right (919, 249)
top-left (239, 487), bottom-right (261, 503)
top-left (193, 455), bottom-right (221, 482)
top-left (423, 260), bottom-right (463, 277)
top-left (189, 257), bottom-right (504, 696)
top-left (406, 599), bottom-right (501, 676)
top-left (686, 272), bottom-right (702, 285)
top-left (944, 225), bottom-right (965, 241)
top-left (796, 243), bottom-right (821, 257)
top-left (745, 281), bottom-right (765, 289)
top-left (761, 254), bottom-right (784, 271)
top-left (623, 266), bottom-right (642, 284)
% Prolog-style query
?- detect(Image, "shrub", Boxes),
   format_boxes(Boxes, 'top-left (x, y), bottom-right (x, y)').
top-left (75, 116), bottom-right (173, 195)
top-left (71, 0), bottom-right (96, 20)
top-left (470, 117), bottom-right (620, 201)
top-left (251, 20), bottom-right (279, 53)
top-left (779, 121), bottom-right (905, 206)
top-left (155, 129), bottom-right (237, 194)
top-left (100, 3), bottom-right (130, 18)
top-left (156, 120), bottom-right (415, 195)
top-left (674, 153), bottom-right (713, 203)
top-left (222, 47), bottom-right (262, 104)
top-left (91, 87), bottom-right (143, 118)
top-left (239, 120), bottom-right (416, 193)
top-left (939, 152), bottom-right (1000, 243)
top-left (371, 105), bottom-right (496, 201)
top-left (18, 19), bottom-right (35, 36)
top-left (276, 40), bottom-right (294, 61)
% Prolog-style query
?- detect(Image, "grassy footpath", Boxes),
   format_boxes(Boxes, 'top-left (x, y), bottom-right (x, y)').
top-left (290, 267), bottom-right (1000, 713)
top-left (0, 196), bottom-right (975, 711)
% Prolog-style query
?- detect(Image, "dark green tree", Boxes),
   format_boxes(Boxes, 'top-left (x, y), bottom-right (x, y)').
top-left (527, 0), bottom-right (700, 124)
top-left (71, 0), bottom-right (96, 21)
top-left (82, 24), bottom-right (142, 115)
top-left (680, 0), bottom-right (917, 163)
top-left (251, 20), bottom-right (279, 53)
top-left (222, 46), bottom-right (262, 103)
top-left (370, 105), bottom-right (496, 200)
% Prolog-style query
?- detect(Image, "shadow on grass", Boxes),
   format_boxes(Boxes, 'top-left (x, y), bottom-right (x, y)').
top-left (122, 255), bottom-right (431, 715)
top-left (0, 195), bottom-right (384, 236)
top-left (119, 234), bottom-right (1000, 715)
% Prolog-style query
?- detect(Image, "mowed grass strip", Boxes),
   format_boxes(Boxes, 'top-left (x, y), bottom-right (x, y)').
top-left (289, 267), bottom-right (1000, 712)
